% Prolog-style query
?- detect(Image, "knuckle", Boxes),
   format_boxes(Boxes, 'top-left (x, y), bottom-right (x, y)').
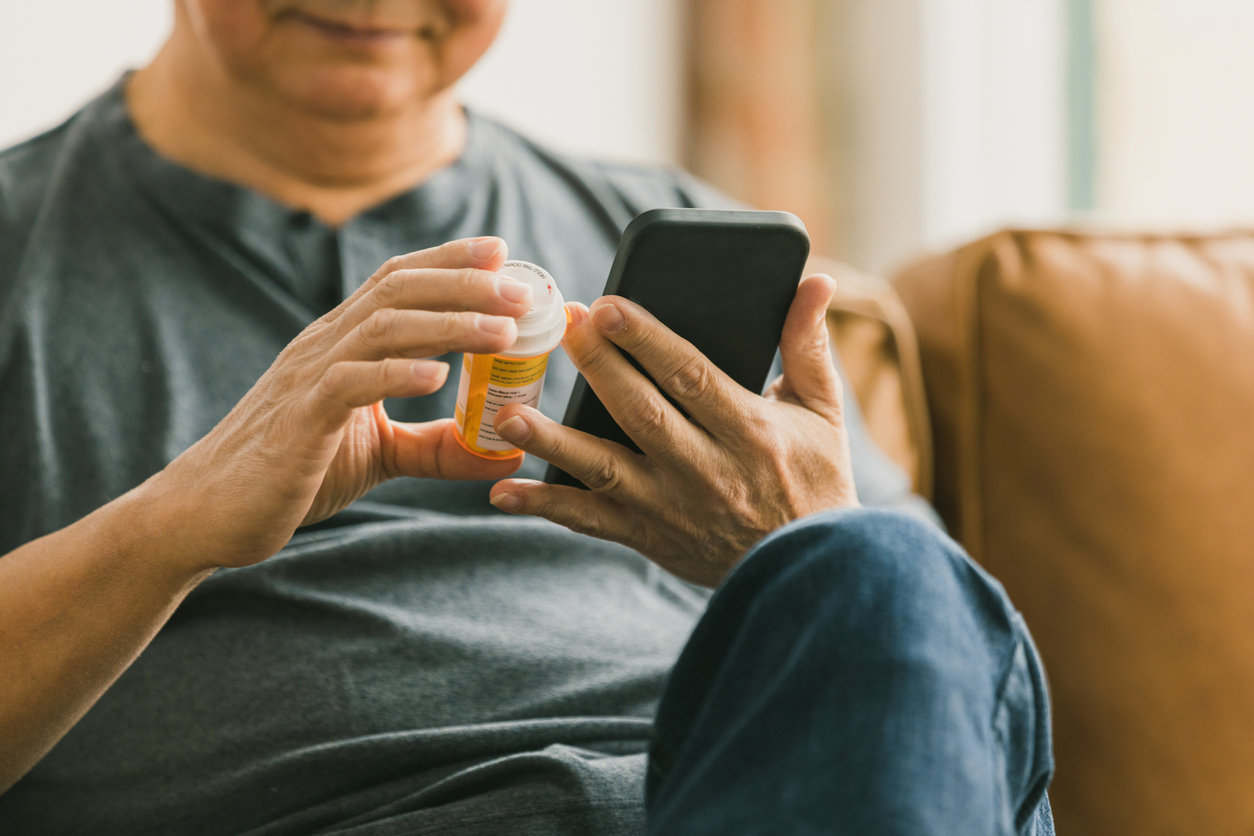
top-left (530, 492), bottom-right (561, 521)
top-left (576, 339), bottom-right (615, 378)
top-left (373, 271), bottom-right (405, 304)
top-left (623, 394), bottom-right (668, 436)
top-left (282, 327), bottom-right (320, 357)
top-left (436, 310), bottom-right (471, 340)
top-left (533, 423), bottom-right (569, 462)
top-left (583, 453), bottom-right (623, 493)
top-left (529, 491), bottom-right (569, 523)
top-left (380, 255), bottom-right (405, 277)
top-left (741, 410), bottom-right (782, 451)
top-left (359, 309), bottom-right (397, 347)
top-left (614, 320), bottom-right (654, 353)
top-left (633, 524), bottom-right (665, 561)
top-left (317, 362), bottom-right (349, 402)
top-left (668, 355), bottom-right (712, 400)
top-left (565, 507), bottom-right (606, 540)
top-left (457, 266), bottom-right (486, 290)
top-left (376, 358), bottom-right (401, 386)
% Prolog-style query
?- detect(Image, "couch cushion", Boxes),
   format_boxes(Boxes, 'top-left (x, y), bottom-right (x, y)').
top-left (893, 230), bottom-right (1254, 836)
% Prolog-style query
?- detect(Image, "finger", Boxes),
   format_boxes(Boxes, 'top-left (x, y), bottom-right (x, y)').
top-left (332, 267), bottom-right (533, 338)
top-left (323, 237), bottom-right (509, 325)
top-left (572, 298), bottom-right (745, 443)
top-left (488, 478), bottom-right (651, 552)
top-left (492, 404), bottom-right (654, 499)
top-left (776, 273), bottom-right (844, 421)
top-left (311, 359), bottom-right (449, 425)
top-left (560, 304), bottom-right (712, 459)
top-left (386, 419), bottom-right (525, 481)
top-left (384, 237), bottom-right (508, 273)
top-left (335, 308), bottom-right (517, 363)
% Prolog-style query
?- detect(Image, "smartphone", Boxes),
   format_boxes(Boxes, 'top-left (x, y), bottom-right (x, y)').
top-left (545, 208), bottom-right (811, 488)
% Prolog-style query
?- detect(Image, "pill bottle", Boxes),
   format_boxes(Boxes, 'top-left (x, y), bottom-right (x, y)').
top-left (453, 260), bottom-right (567, 459)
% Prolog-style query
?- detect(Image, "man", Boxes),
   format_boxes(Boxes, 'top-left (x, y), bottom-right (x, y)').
top-left (0, 1), bottom-right (1053, 833)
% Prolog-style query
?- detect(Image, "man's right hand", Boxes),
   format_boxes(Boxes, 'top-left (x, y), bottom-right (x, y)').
top-left (149, 236), bottom-right (530, 572)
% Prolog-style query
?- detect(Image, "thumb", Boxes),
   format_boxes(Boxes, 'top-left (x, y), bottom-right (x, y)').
top-left (777, 273), bottom-right (844, 420)
top-left (388, 419), bottom-right (525, 481)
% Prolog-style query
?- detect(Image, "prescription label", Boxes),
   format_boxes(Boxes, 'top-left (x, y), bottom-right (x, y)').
top-left (473, 355), bottom-right (549, 451)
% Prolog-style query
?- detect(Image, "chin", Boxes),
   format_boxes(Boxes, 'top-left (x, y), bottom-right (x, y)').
top-left (186, 0), bottom-right (505, 120)
top-left (272, 64), bottom-right (435, 120)
top-left (183, 0), bottom-right (503, 117)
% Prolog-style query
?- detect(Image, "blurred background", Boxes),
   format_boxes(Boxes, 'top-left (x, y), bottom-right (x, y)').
top-left (3, 0), bottom-right (1254, 276)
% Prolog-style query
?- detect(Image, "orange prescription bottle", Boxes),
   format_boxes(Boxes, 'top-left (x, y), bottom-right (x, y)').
top-left (453, 260), bottom-right (567, 459)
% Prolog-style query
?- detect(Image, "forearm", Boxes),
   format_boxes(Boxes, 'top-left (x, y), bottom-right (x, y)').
top-left (0, 238), bottom-right (529, 793)
top-left (0, 476), bottom-right (212, 794)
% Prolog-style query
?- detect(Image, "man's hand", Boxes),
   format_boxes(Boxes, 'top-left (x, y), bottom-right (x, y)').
top-left (152, 237), bottom-right (530, 572)
top-left (487, 273), bottom-right (859, 587)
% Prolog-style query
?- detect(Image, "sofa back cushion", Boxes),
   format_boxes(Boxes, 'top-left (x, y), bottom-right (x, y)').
top-left (893, 230), bottom-right (1254, 836)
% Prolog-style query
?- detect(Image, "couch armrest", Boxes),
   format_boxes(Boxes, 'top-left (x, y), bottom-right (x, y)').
top-left (807, 256), bottom-right (933, 500)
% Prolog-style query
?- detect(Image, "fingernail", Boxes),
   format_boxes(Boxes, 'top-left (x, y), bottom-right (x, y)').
top-left (469, 238), bottom-right (502, 260)
top-left (566, 303), bottom-right (587, 328)
top-left (489, 492), bottom-right (522, 511)
top-left (497, 277), bottom-right (531, 304)
top-left (411, 361), bottom-right (447, 382)
top-left (495, 413), bottom-right (531, 443)
top-left (477, 315), bottom-right (511, 337)
top-left (591, 303), bottom-right (625, 333)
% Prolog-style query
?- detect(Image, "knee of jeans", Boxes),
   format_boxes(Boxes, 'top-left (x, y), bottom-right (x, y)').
top-left (733, 508), bottom-right (1016, 666)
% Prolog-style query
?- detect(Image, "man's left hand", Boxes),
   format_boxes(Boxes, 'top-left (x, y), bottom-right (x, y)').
top-left (487, 273), bottom-right (860, 587)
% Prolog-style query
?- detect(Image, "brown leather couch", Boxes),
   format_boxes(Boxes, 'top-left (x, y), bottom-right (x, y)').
top-left (823, 231), bottom-right (1254, 835)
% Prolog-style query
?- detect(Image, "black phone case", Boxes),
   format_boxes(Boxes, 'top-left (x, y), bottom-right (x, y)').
top-left (544, 208), bottom-right (810, 488)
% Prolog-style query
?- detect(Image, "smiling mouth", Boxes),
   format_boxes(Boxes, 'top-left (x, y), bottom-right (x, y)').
top-left (286, 9), bottom-right (435, 44)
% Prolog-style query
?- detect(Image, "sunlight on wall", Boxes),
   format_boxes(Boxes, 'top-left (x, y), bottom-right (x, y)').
top-left (833, 0), bottom-right (1067, 275)
top-left (458, 0), bottom-right (683, 165)
top-left (1096, 0), bottom-right (1254, 229)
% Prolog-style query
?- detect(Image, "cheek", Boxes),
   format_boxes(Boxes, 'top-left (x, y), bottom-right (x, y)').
top-left (442, 0), bottom-right (508, 25)
top-left (431, 0), bottom-right (507, 86)
top-left (185, 0), bottom-right (273, 64)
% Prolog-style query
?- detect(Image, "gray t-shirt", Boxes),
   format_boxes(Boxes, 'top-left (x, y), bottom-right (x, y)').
top-left (0, 79), bottom-right (926, 835)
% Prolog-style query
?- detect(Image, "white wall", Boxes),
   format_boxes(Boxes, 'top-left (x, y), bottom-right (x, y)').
top-left (459, 0), bottom-right (682, 164)
top-left (0, 0), bottom-right (172, 149)
top-left (835, 0), bottom-right (1254, 273)
top-left (919, 0), bottom-right (1067, 251)
top-left (835, 0), bottom-right (1069, 275)
top-left (835, 0), bottom-right (925, 279)
top-left (0, 0), bottom-right (682, 165)
top-left (1095, 0), bottom-right (1254, 229)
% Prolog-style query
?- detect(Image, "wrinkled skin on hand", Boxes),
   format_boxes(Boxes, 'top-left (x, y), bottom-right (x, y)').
top-left (488, 273), bottom-right (860, 587)
top-left (155, 237), bottom-right (530, 571)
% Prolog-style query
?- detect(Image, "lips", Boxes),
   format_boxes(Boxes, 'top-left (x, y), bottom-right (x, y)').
top-left (286, 9), bottom-right (417, 44)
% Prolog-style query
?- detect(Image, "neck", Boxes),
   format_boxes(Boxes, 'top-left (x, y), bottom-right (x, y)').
top-left (127, 30), bottom-right (466, 227)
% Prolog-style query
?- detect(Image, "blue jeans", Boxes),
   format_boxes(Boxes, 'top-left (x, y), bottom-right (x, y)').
top-left (646, 509), bottom-right (1055, 835)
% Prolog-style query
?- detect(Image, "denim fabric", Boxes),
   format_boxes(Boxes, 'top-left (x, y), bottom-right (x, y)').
top-left (646, 509), bottom-right (1054, 835)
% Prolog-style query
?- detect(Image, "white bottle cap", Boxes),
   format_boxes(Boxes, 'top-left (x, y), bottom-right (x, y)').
top-left (497, 260), bottom-right (567, 358)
